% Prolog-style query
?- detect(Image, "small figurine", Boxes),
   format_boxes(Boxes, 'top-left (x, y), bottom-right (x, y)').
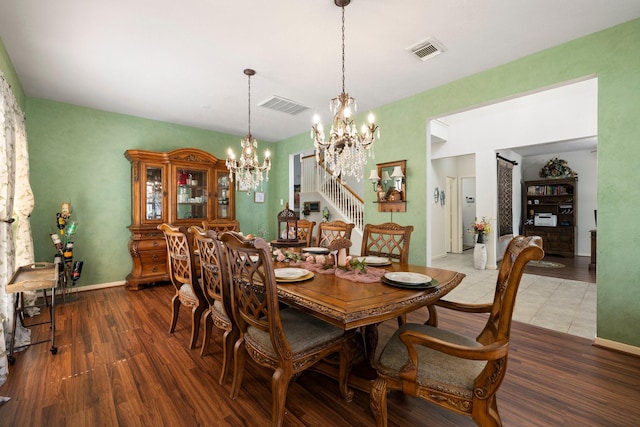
top-left (376, 184), bottom-right (386, 202)
top-left (329, 238), bottom-right (352, 267)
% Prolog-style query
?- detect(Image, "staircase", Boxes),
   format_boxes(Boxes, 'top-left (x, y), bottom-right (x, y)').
top-left (300, 155), bottom-right (364, 231)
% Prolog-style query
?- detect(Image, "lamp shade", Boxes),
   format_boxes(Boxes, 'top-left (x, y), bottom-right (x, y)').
top-left (381, 171), bottom-right (391, 182)
top-left (391, 166), bottom-right (404, 179)
top-left (369, 169), bottom-right (380, 182)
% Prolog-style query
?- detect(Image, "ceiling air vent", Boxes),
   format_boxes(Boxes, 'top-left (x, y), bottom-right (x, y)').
top-left (406, 37), bottom-right (447, 61)
top-left (258, 96), bottom-right (309, 115)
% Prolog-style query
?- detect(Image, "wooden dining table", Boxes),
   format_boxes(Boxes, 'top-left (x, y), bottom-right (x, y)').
top-left (273, 261), bottom-right (466, 389)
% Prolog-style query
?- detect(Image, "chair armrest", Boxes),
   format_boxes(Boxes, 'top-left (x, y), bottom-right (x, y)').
top-left (435, 299), bottom-right (493, 314)
top-left (399, 329), bottom-right (509, 361)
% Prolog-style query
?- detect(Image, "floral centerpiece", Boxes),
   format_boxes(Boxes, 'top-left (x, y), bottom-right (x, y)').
top-left (469, 216), bottom-right (492, 244)
top-left (539, 157), bottom-right (577, 179)
top-left (272, 248), bottom-right (334, 269)
top-left (271, 248), bottom-right (306, 263)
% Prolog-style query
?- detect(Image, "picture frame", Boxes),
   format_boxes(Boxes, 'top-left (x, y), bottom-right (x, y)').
top-left (305, 201), bottom-right (320, 212)
top-left (254, 191), bottom-right (265, 203)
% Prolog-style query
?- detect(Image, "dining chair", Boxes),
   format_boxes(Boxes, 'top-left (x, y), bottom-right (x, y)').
top-left (189, 227), bottom-right (237, 385)
top-left (361, 222), bottom-right (414, 264)
top-left (219, 231), bottom-right (354, 427)
top-left (315, 220), bottom-right (355, 254)
top-left (296, 219), bottom-right (316, 246)
top-left (202, 218), bottom-right (240, 233)
top-left (361, 222), bottom-right (415, 352)
top-left (158, 223), bottom-right (207, 349)
top-left (370, 235), bottom-right (544, 427)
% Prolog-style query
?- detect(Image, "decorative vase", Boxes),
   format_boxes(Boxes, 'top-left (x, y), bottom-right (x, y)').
top-left (476, 232), bottom-right (485, 244)
top-left (474, 243), bottom-right (487, 270)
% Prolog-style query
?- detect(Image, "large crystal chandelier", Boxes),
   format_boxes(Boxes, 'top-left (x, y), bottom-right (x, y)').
top-left (226, 68), bottom-right (271, 194)
top-left (311, 0), bottom-right (379, 181)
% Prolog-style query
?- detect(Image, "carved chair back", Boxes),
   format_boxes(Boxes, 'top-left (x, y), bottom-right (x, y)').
top-left (159, 223), bottom-right (200, 298)
top-left (361, 222), bottom-right (414, 264)
top-left (315, 220), bottom-right (355, 252)
top-left (296, 219), bottom-right (316, 246)
top-left (203, 219), bottom-right (240, 233)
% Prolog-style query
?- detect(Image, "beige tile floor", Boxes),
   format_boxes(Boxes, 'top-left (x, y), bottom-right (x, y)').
top-left (431, 251), bottom-right (596, 339)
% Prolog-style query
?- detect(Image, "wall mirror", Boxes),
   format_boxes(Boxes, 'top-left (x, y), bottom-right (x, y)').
top-left (372, 160), bottom-right (406, 212)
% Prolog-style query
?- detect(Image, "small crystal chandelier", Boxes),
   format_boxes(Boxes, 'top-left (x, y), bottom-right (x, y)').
top-left (226, 68), bottom-right (271, 194)
top-left (311, 0), bottom-right (379, 181)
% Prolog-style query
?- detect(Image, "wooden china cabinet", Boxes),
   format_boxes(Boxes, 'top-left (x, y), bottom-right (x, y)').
top-left (124, 148), bottom-right (234, 290)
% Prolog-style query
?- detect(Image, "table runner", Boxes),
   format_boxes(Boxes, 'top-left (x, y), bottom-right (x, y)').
top-left (290, 261), bottom-right (386, 283)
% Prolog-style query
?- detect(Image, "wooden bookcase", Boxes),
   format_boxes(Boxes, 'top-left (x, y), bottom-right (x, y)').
top-left (124, 148), bottom-right (234, 290)
top-left (523, 177), bottom-right (577, 257)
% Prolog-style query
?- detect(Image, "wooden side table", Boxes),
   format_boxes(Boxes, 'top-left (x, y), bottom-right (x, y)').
top-left (6, 263), bottom-right (59, 364)
top-left (589, 229), bottom-right (597, 271)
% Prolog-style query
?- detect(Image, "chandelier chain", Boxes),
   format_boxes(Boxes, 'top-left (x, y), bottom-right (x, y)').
top-left (247, 72), bottom-right (251, 136)
top-left (341, 5), bottom-right (346, 94)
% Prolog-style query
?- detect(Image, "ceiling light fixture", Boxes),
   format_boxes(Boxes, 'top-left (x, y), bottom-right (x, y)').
top-left (226, 68), bottom-right (271, 194)
top-left (311, 0), bottom-right (379, 181)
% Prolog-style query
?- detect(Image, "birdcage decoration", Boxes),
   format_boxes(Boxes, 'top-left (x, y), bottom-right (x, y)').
top-left (277, 203), bottom-right (298, 242)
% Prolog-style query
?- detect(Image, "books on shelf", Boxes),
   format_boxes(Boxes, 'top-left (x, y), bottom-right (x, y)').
top-left (527, 184), bottom-right (573, 196)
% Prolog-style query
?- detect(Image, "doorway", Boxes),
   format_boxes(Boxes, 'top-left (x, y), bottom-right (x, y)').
top-left (460, 176), bottom-right (476, 250)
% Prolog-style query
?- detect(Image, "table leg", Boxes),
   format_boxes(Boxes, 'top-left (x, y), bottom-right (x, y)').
top-left (364, 324), bottom-right (379, 367)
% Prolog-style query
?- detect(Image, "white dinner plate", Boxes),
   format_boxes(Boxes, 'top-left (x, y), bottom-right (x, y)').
top-left (355, 256), bottom-right (391, 265)
top-left (384, 272), bottom-right (432, 284)
top-left (274, 268), bottom-right (310, 280)
top-left (302, 247), bottom-right (330, 254)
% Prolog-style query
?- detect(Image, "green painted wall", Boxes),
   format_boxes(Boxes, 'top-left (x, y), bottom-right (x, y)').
top-left (25, 98), bottom-right (276, 288)
top-left (276, 19), bottom-right (640, 347)
top-left (0, 37), bottom-right (25, 110)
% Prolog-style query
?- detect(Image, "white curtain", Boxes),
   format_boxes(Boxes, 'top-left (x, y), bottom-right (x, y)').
top-left (1, 71), bottom-right (34, 389)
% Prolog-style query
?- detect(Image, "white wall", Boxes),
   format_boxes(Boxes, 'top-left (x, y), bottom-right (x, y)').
top-left (429, 78), bottom-right (597, 267)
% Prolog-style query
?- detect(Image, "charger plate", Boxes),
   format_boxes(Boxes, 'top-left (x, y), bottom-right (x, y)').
top-left (274, 268), bottom-right (311, 281)
top-left (275, 270), bottom-right (315, 283)
top-left (382, 276), bottom-right (439, 290)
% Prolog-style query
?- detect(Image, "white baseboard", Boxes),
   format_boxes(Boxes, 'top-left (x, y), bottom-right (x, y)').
top-left (68, 281), bottom-right (126, 293)
top-left (593, 337), bottom-right (640, 356)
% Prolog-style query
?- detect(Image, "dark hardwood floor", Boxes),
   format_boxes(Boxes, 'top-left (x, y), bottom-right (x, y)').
top-left (523, 254), bottom-right (595, 283)
top-left (1, 283), bottom-right (637, 426)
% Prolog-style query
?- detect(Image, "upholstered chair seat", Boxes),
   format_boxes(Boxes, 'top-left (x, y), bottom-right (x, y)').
top-left (246, 309), bottom-right (346, 360)
top-left (377, 323), bottom-right (485, 393)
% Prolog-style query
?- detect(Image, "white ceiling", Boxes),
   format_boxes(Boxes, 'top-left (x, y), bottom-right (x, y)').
top-left (1, 0), bottom-right (639, 143)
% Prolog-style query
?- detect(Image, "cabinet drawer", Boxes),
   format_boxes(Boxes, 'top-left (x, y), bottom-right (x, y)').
top-left (137, 238), bottom-right (166, 252)
top-left (140, 250), bottom-right (167, 275)
top-left (141, 262), bottom-right (167, 276)
top-left (140, 250), bottom-right (166, 263)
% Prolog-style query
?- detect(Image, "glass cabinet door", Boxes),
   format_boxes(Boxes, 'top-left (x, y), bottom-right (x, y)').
top-left (143, 164), bottom-right (166, 222)
top-left (176, 168), bottom-right (209, 220)
top-left (216, 171), bottom-right (231, 219)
